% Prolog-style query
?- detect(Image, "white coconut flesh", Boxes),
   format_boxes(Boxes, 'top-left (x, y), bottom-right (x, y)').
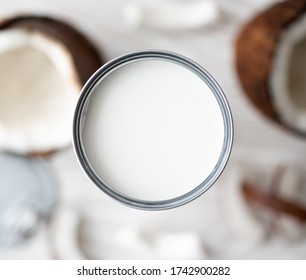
top-left (0, 29), bottom-right (80, 154)
top-left (271, 15), bottom-right (306, 132)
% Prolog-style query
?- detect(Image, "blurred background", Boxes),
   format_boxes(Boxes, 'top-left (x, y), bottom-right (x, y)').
top-left (1, 0), bottom-right (306, 259)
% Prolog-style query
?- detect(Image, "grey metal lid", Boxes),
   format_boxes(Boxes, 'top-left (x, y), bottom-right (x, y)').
top-left (0, 153), bottom-right (57, 246)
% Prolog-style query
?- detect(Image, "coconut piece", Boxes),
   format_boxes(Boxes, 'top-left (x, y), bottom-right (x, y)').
top-left (113, 226), bottom-right (207, 259)
top-left (243, 168), bottom-right (306, 241)
top-left (235, 0), bottom-right (306, 136)
top-left (49, 205), bottom-right (85, 259)
top-left (122, 0), bottom-right (219, 31)
top-left (243, 182), bottom-right (306, 222)
top-left (223, 167), bottom-right (268, 242)
top-left (154, 231), bottom-right (207, 259)
top-left (113, 226), bottom-right (153, 259)
top-left (0, 16), bottom-right (103, 155)
top-left (275, 168), bottom-right (305, 240)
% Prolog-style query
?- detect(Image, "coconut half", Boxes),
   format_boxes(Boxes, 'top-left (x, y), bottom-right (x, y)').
top-left (0, 16), bottom-right (103, 155)
top-left (236, 0), bottom-right (306, 136)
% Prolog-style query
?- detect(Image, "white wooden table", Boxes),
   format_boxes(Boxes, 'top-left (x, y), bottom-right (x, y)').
top-left (1, 0), bottom-right (306, 259)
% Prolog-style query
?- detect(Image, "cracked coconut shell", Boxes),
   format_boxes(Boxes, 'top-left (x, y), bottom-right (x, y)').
top-left (236, 0), bottom-right (306, 136)
top-left (0, 16), bottom-right (104, 155)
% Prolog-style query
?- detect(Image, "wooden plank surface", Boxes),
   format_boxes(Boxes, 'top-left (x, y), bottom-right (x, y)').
top-left (1, 0), bottom-right (306, 259)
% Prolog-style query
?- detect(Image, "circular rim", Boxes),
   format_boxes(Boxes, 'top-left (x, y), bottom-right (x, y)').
top-left (73, 50), bottom-right (233, 210)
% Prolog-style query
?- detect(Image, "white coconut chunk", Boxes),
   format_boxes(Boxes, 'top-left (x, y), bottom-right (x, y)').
top-left (154, 231), bottom-right (206, 259)
top-left (49, 206), bottom-right (85, 259)
top-left (122, 0), bottom-right (219, 31)
top-left (113, 226), bottom-right (153, 257)
top-left (270, 14), bottom-right (306, 132)
top-left (113, 226), bottom-right (207, 259)
top-left (0, 29), bottom-right (80, 154)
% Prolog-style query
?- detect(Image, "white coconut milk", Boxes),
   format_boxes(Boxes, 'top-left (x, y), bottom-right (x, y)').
top-left (82, 59), bottom-right (225, 201)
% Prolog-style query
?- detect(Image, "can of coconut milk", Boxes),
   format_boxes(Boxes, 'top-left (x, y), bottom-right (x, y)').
top-left (73, 50), bottom-right (233, 210)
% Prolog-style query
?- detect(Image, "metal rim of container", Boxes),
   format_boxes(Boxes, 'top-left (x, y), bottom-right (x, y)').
top-left (73, 50), bottom-right (233, 210)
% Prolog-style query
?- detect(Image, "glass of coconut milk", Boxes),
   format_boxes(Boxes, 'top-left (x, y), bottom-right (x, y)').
top-left (73, 50), bottom-right (233, 210)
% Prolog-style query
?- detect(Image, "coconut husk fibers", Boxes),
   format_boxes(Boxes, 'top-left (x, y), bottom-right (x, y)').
top-left (235, 0), bottom-right (306, 135)
top-left (0, 15), bottom-right (104, 85)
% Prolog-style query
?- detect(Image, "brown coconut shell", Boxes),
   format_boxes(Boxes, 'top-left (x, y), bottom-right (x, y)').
top-left (0, 15), bottom-right (104, 156)
top-left (235, 0), bottom-right (306, 135)
top-left (243, 182), bottom-right (306, 222)
top-left (0, 15), bottom-right (104, 85)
